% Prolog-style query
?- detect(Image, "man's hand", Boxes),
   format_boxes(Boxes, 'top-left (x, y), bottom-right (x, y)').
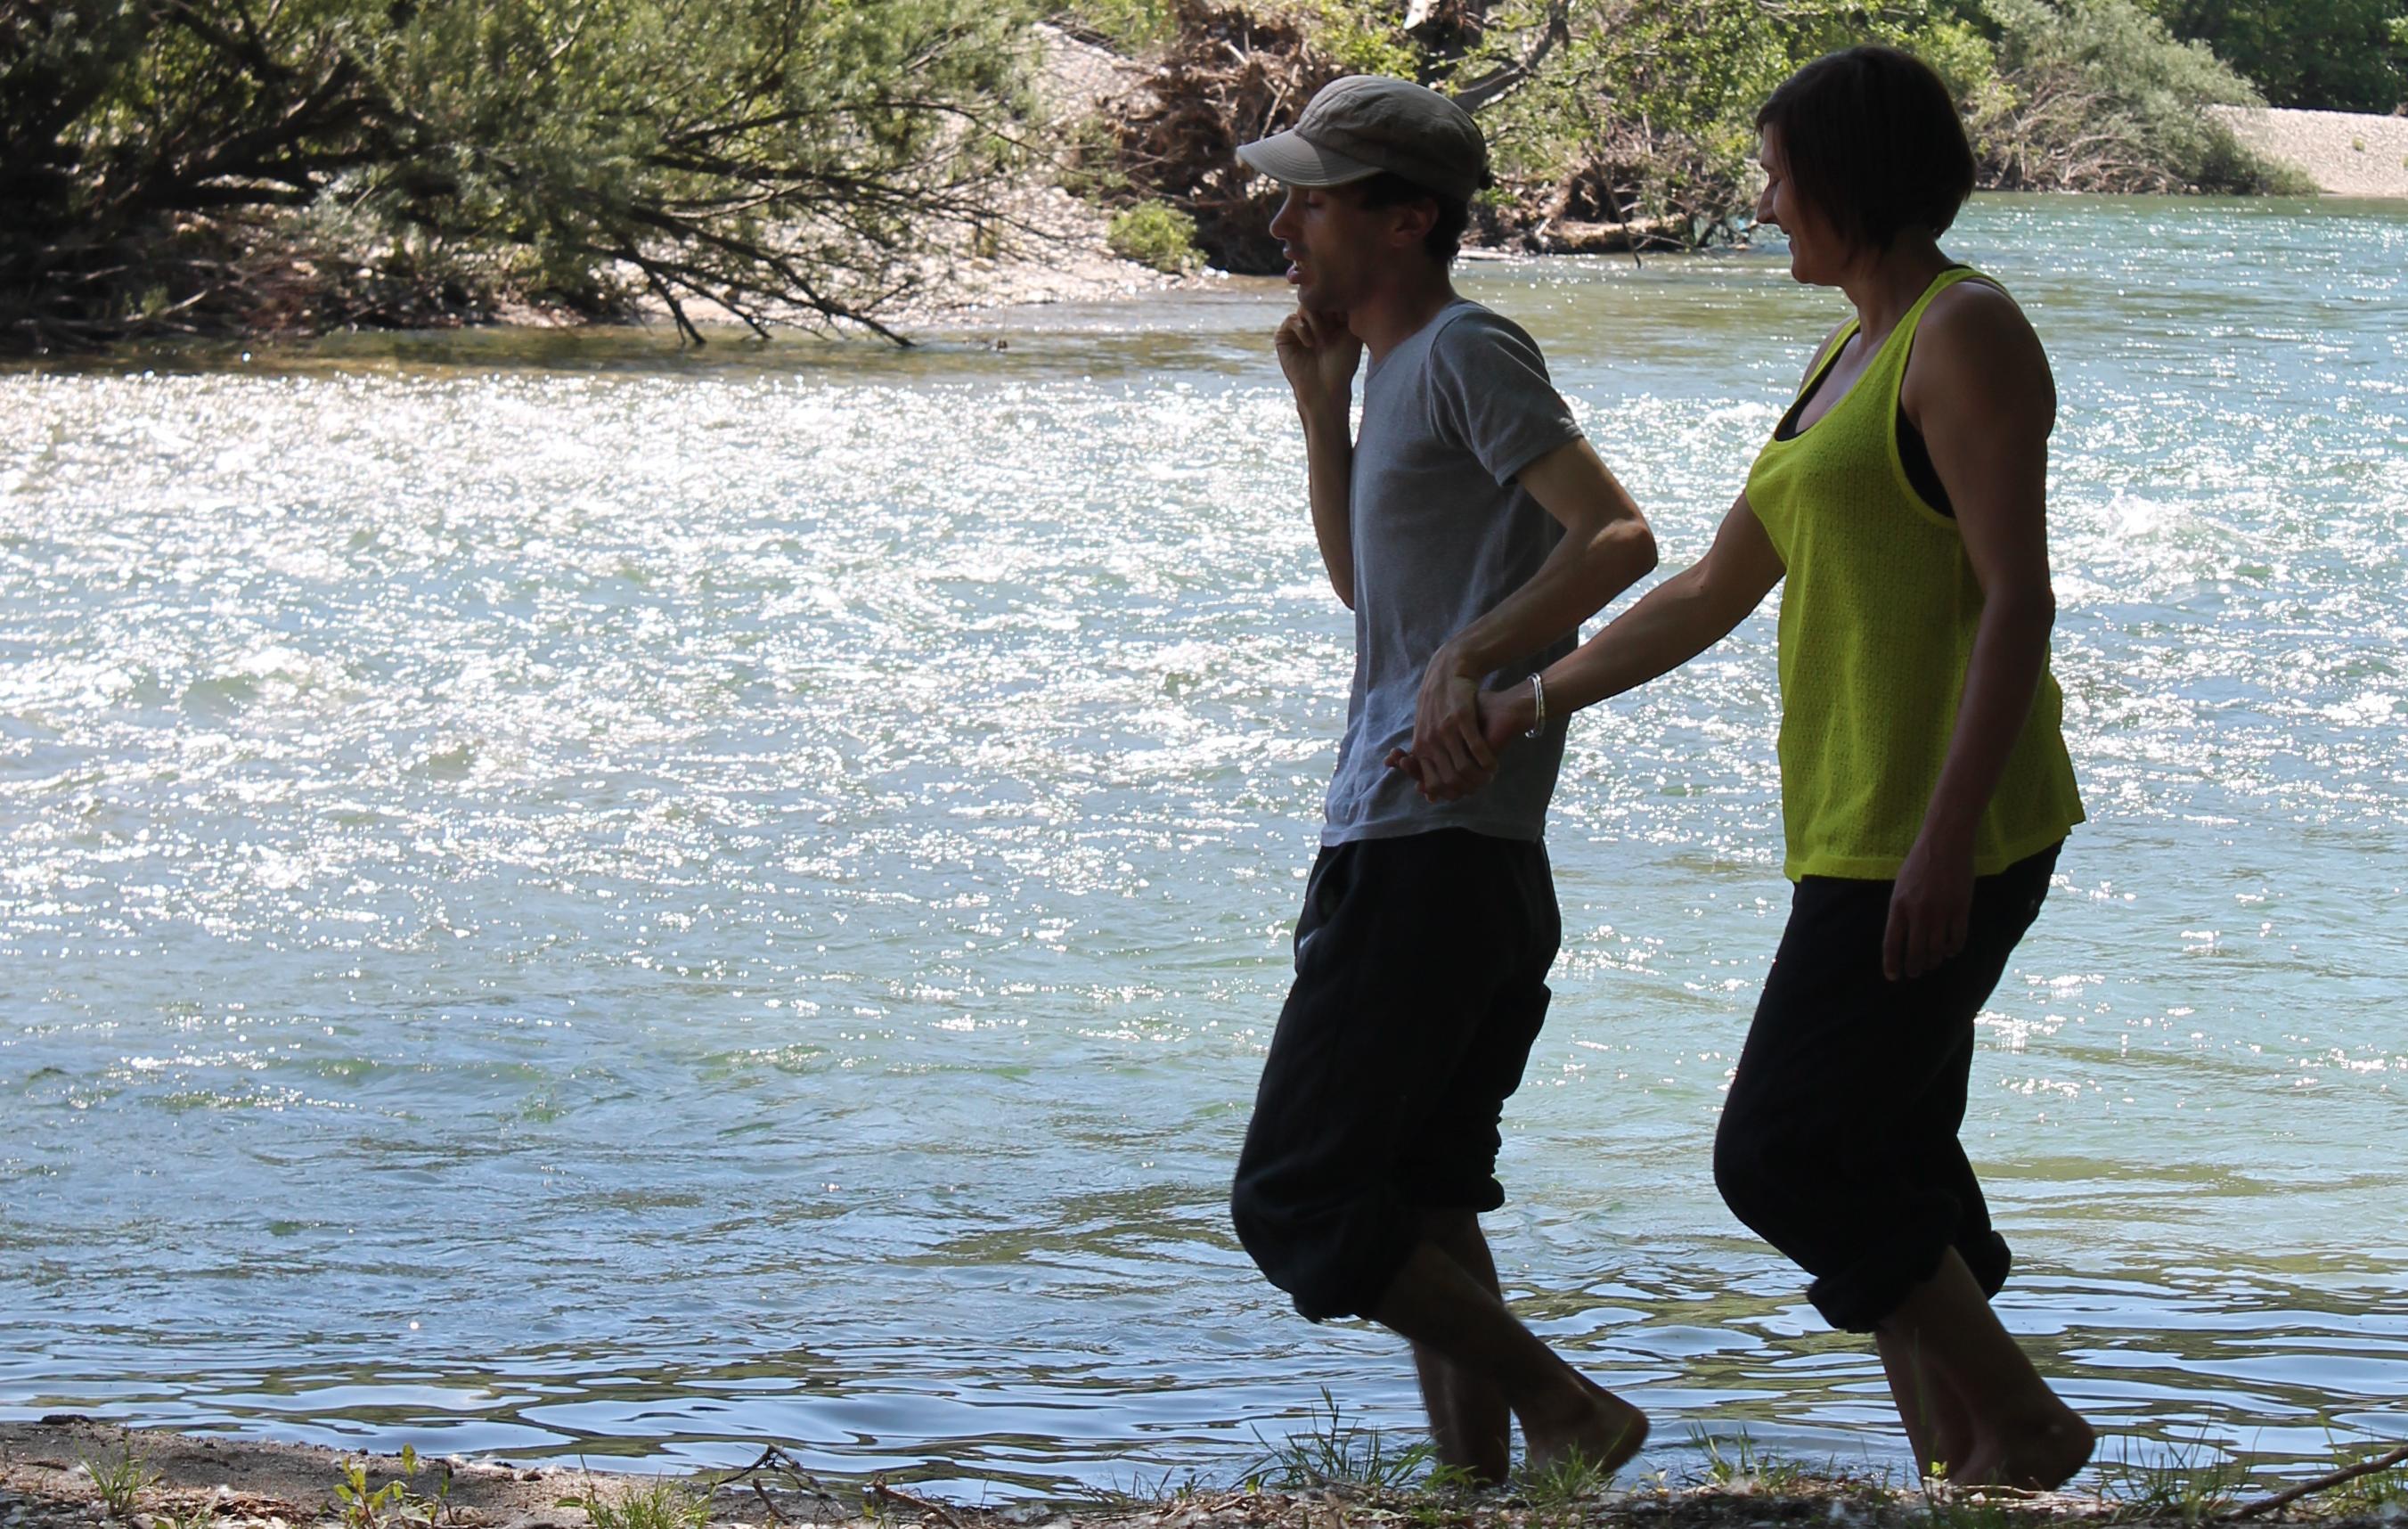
top-left (1276, 307), bottom-right (1362, 420)
top-left (1883, 825), bottom-right (1976, 981)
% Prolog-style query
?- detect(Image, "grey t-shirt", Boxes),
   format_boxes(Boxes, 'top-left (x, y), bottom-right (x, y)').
top-left (1323, 300), bottom-right (1583, 846)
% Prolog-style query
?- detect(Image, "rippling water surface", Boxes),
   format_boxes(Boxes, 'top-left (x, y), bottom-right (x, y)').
top-left (3, 194), bottom-right (2404, 1496)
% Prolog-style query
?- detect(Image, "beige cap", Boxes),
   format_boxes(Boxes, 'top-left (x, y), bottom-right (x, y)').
top-left (1235, 75), bottom-right (1489, 203)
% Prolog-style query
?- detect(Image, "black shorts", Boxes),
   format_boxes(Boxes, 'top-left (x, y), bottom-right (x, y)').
top-left (1713, 843), bottom-right (2061, 1331)
top-left (1229, 828), bottom-right (1561, 1321)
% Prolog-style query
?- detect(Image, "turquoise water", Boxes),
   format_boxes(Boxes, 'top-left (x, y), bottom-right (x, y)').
top-left (1, 194), bottom-right (2404, 1496)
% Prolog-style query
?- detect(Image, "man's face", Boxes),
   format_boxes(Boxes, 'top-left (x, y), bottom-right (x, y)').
top-left (1267, 182), bottom-right (1394, 316)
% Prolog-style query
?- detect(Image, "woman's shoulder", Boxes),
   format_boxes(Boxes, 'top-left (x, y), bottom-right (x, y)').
top-left (1906, 272), bottom-right (2055, 426)
top-left (1918, 274), bottom-right (2038, 355)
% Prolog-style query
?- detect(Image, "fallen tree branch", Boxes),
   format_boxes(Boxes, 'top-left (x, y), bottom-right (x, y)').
top-left (2218, 1443), bottom-right (2408, 1521)
top-left (867, 1477), bottom-right (968, 1529)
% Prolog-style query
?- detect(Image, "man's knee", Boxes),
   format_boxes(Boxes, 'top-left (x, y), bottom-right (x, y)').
top-left (1228, 1169), bottom-right (1408, 1323)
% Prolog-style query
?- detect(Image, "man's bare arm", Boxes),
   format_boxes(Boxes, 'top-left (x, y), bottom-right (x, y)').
top-left (1277, 307), bottom-right (1363, 608)
top-left (1403, 437), bottom-right (1660, 794)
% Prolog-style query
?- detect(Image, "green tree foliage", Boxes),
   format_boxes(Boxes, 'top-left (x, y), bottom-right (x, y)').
top-left (2141, 0), bottom-right (2407, 113)
top-left (1, 0), bottom-right (1037, 352)
top-left (1969, 0), bottom-right (2290, 192)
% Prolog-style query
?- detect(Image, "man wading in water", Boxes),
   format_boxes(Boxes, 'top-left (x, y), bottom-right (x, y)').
top-left (1226, 76), bottom-right (1661, 1483)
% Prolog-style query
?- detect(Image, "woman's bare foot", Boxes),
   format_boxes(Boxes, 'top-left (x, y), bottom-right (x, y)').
top-left (1954, 1402), bottom-right (2095, 1491)
top-left (1876, 1329), bottom-right (1977, 1482)
top-left (1520, 1373), bottom-right (1649, 1480)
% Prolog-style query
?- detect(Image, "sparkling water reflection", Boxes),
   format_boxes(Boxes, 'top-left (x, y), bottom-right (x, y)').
top-left (2, 194), bottom-right (2404, 1497)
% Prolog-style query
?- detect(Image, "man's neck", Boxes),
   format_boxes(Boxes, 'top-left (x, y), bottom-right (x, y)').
top-left (1350, 271), bottom-right (1463, 364)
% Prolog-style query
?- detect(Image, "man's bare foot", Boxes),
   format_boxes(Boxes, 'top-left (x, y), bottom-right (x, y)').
top-left (1954, 1403), bottom-right (2095, 1491)
top-left (1520, 1373), bottom-right (1649, 1480)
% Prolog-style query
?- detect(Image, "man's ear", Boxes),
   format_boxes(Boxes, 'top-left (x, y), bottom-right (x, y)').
top-left (1388, 198), bottom-right (1438, 249)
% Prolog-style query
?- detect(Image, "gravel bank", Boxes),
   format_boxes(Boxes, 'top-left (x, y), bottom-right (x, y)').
top-left (2211, 106), bottom-right (2408, 198)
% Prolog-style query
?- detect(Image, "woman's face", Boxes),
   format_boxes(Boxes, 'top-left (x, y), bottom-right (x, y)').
top-left (1754, 126), bottom-right (1849, 286)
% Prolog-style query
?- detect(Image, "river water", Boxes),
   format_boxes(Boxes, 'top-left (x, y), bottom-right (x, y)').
top-left (2, 194), bottom-right (2404, 1496)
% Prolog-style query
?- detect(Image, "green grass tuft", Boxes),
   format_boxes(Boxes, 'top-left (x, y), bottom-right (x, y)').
top-left (1244, 1389), bottom-right (1434, 1490)
top-left (1687, 1427), bottom-right (1809, 1493)
top-left (1514, 1449), bottom-right (1614, 1507)
top-left (576, 1478), bottom-right (713, 1529)
top-left (78, 1443), bottom-right (162, 1518)
top-left (2100, 1433), bottom-right (2247, 1524)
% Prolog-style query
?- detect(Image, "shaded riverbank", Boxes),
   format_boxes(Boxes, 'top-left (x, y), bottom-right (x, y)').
top-left (6, 1420), bottom-right (2405, 1529)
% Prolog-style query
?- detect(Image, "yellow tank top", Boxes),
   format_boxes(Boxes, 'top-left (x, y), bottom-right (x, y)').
top-left (1743, 266), bottom-right (2084, 881)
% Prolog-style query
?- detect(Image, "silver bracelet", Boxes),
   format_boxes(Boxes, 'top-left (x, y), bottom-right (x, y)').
top-left (1524, 673), bottom-right (1547, 739)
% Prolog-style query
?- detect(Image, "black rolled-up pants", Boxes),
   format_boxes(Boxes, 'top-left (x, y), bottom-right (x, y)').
top-left (1713, 843), bottom-right (2061, 1333)
top-left (1231, 828), bottom-right (1560, 1323)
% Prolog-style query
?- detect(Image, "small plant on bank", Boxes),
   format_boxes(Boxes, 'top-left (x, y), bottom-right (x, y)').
top-left (335, 1451), bottom-right (405, 1529)
top-left (1106, 202), bottom-right (1204, 276)
top-left (2100, 1433), bottom-right (2247, 1524)
top-left (1244, 1388), bottom-right (1433, 1489)
top-left (79, 1443), bottom-right (162, 1517)
top-left (1073, 1465), bottom-right (1208, 1513)
top-left (1515, 1448), bottom-right (1616, 1508)
top-left (575, 1477), bottom-right (713, 1529)
top-left (1402, 1465), bottom-right (1488, 1529)
top-left (162, 1497), bottom-right (223, 1529)
top-left (334, 1445), bottom-right (444, 1529)
top-left (1688, 1426), bottom-right (1808, 1492)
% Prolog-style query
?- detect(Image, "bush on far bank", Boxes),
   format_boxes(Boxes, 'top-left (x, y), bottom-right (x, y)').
top-left (1107, 201), bottom-right (1207, 272)
top-left (1971, 0), bottom-right (2314, 193)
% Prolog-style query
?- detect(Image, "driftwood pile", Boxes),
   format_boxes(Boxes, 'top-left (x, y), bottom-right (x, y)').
top-left (1094, 0), bottom-right (1708, 271)
top-left (1097, 0), bottom-right (1351, 274)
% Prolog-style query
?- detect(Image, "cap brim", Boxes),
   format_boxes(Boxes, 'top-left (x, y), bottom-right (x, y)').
top-left (1235, 130), bottom-right (1383, 188)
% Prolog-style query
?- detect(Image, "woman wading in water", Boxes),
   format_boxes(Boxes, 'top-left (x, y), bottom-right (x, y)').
top-left (1393, 45), bottom-right (2094, 1487)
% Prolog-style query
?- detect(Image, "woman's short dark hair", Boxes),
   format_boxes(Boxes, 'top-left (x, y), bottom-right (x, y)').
top-left (1755, 45), bottom-right (1975, 253)
top-left (1351, 171), bottom-right (1474, 264)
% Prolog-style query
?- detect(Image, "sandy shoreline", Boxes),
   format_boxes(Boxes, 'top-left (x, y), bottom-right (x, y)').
top-left (7, 1419), bottom-right (2406, 1529)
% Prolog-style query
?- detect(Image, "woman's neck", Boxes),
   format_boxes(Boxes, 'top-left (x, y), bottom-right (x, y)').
top-left (1837, 235), bottom-right (1953, 348)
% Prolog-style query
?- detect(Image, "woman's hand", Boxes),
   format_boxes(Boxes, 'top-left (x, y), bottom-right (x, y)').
top-left (1385, 680), bottom-right (1531, 802)
top-left (1884, 826), bottom-right (1975, 981)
